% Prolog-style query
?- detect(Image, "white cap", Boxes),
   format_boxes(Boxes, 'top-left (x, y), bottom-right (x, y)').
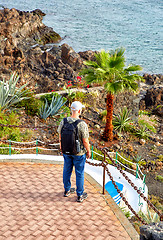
top-left (70, 101), bottom-right (85, 111)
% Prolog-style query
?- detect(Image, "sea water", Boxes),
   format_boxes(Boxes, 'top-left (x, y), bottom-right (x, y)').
top-left (1, 0), bottom-right (162, 74)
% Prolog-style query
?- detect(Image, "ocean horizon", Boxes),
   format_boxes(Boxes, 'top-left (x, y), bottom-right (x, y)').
top-left (1, 0), bottom-right (163, 74)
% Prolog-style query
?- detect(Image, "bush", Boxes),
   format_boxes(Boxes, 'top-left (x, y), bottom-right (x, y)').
top-left (0, 143), bottom-right (20, 155)
top-left (0, 110), bottom-right (21, 141)
top-left (17, 92), bottom-right (41, 116)
top-left (75, 91), bottom-right (86, 102)
top-left (138, 114), bottom-right (157, 133)
top-left (155, 175), bottom-right (163, 182)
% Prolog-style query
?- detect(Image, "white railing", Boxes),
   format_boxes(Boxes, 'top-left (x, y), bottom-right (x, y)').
top-left (0, 139), bottom-right (145, 181)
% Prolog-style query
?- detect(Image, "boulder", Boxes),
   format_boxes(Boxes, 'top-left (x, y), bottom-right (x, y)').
top-left (143, 74), bottom-right (163, 85)
top-left (61, 43), bottom-right (83, 70)
top-left (78, 50), bottom-right (97, 61)
top-left (140, 222), bottom-right (163, 240)
top-left (144, 87), bottom-right (163, 117)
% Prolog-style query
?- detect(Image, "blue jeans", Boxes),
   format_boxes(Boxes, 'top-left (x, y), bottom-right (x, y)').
top-left (63, 154), bottom-right (86, 196)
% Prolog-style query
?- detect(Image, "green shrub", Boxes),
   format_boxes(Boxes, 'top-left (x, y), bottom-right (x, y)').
top-left (0, 110), bottom-right (21, 141)
top-left (155, 175), bottom-right (163, 182)
top-left (121, 207), bottom-right (131, 218)
top-left (63, 85), bottom-right (76, 105)
top-left (138, 114), bottom-right (157, 133)
top-left (99, 110), bottom-right (107, 121)
top-left (17, 93), bottom-right (41, 116)
top-left (139, 110), bottom-right (150, 116)
top-left (0, 143), bottom-right (20, 155)
top-left (75, 91), bottom-right (86, 102)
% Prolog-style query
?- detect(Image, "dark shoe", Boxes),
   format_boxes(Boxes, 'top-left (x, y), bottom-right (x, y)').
top-left (64, 187), bottom-right (75, 197)
top-left (77, 192), bottom-right (87, 202)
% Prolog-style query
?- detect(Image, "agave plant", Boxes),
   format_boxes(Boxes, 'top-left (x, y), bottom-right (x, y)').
top-left (138, 207), bottom-right (160, 224)
top-left (0, 72), bottom-right (29, 111)
top-left (113, 107), bottom-right (133, 133)
top-left (39, 95), bottom-right (67, 120)
top-left (135, 126), bottom-right (150, 140)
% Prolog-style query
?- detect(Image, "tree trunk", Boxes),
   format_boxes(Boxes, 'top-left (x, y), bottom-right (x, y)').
top-left (102, 92), bottom-right (114, 141)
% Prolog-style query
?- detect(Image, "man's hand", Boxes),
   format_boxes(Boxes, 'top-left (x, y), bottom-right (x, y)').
top-left (86, 150), bottom-right (91, 159)
top-left (83, 138), bottom-right (91, 159)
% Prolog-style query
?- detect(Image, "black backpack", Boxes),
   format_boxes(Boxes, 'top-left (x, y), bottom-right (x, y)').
top-left (61, 118), bottom-right (83, 155)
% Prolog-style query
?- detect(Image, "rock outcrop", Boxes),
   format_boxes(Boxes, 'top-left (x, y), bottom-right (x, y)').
top-left (0, 8), bottom-right (95, 93)
top-left (143, 74), bottom-right (163, 86)
top-left (0, 7), bottom-right (162, 118)
top-left (140, 222), bottom-right (163, 240)
top-left (140, 87), bottom-right (163, 117)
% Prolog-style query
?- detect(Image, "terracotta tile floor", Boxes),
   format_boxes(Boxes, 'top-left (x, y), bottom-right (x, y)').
top-left (0, 162), bottom-right (132, 240)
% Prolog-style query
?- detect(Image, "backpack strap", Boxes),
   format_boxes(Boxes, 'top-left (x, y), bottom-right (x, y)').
top-left (63, 118), bottom-right (68, 125)
top-left (72, 119), bottom-right (83, 128)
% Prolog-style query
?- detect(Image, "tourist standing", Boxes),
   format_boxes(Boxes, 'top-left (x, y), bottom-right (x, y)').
top-left (58, 101), bottom-right (90, 202)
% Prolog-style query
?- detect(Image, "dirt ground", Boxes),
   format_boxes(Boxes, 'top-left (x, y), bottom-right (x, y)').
top-left (145, 170), bottom-right (163, 199)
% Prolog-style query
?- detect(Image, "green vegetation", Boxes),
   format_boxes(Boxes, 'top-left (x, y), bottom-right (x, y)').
top-left (138, 114), bottom-right (157, 134)
top-left (0, 110), bottom-right (21, 141)
top-left (80, 47), bottom-right (143, 141)
top-left (99, 110), bottom-right (107, 121)
top-left (139, 110), bottom-right (150, 116)
top-left (0, 143), bottom-right (20, 155)
top-left (121, 207), bottom-right (131, 218)
top-left (133, 155), bottom-right (142, 163)
top-left (113, 107), bottom-right (133, 133)
top-left (155, 175), bottom-right (163, 182)
top-left (157, 155), bottom-right (163, 161)
top-left (138, 207), bottom-right (160, 224)
top-left (17, 91), bottom-right (41, 116)
top-left (149, 195), bottom-right (163, 212)
top-left (40, 32), bottom-right (61, 45)
top-left (0, 72), bottom-right (29, 111)
top-left (39, 94), bottom-right (67, 120)
top-left (134, 126), bottom-right (150, 140)
top-left (75, 91), bottom-right (86, 102)
top-left (63, 85), bottom-right (76, 105)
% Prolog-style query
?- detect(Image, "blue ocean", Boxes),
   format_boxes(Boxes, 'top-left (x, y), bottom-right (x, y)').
top-left (1, 0), bottom-right (163, 74)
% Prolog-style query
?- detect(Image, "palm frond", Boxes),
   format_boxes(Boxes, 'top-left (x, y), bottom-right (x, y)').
top-left (125, 64), bottom-right (143, 72)
top-left (83, 60), bottom-right (99, 68)
top-left (105, 80), bottom-right (123, 94)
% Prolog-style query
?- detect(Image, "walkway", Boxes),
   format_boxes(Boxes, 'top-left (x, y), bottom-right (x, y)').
top-left (0, 162), bottom-right (139, 240)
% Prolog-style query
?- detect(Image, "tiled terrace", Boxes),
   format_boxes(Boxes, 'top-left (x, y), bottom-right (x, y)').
top-left (0, 161), bottom-right (139, 240)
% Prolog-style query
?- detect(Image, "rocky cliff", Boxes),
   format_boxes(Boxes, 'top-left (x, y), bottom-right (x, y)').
top-left (0, 8), bottom-right (96, 93)
top-left (0, 7), bottom-right (162, 117)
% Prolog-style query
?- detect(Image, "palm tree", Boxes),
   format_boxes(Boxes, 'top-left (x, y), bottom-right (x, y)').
top-left (80, 48), bottom-right (143, 141)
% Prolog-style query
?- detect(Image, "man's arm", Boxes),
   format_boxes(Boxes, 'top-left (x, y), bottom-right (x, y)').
top-left (82, 138), bottom-right (91, 159)
top-left (59, 134), bottom-right (61, 151)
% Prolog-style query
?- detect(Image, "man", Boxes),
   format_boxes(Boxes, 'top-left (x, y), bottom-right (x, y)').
top-left (58, 101), bottom-right (91, 202)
